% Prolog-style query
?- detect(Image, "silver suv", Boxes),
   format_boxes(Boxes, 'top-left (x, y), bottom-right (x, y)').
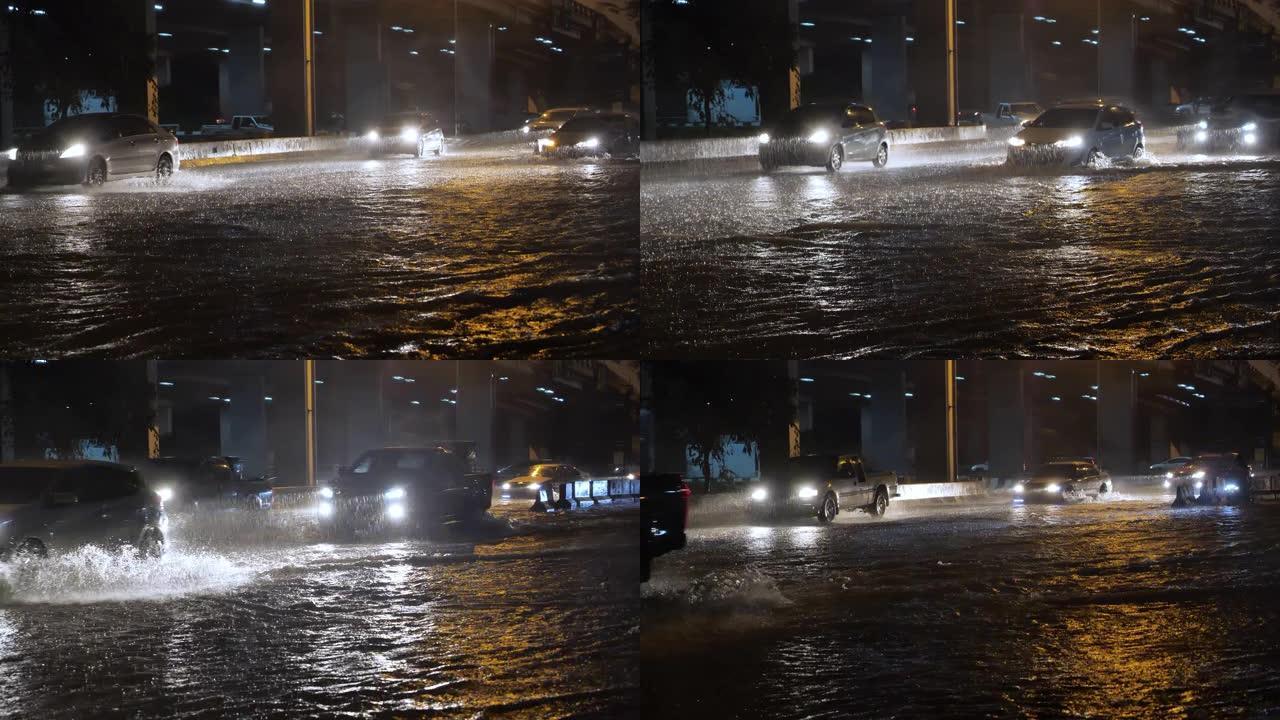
top-left (1007, 102), bottom-right (1145, 166)
top-left (0, 460), bottom-right (167, 560)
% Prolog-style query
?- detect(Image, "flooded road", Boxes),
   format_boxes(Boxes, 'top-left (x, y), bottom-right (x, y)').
top-left (0, 148), bottom-right (638, 358)
top-left (0, 502), bottom-right (639, 718)
top-left (642, 139), bottom-right (1280, 358)
top-left (643, 494), bottom-right (1280, 719)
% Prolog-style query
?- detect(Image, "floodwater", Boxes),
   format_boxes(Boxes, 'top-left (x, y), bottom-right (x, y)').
top-left (0, 146), bottom-right (638, 358)
top-left (642, 139), bottom-right (1280, 358)
top-left (0, 502), bottom-right (639, 718)
top-left (643, 493), bottom-right (1280, 719)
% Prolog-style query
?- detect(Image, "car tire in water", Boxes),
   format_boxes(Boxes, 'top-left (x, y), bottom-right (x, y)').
top-left (138, 529), bottom-right (164, 559)
top-left (873, 143), bottom-right (889, 169)
top-left (155, 153), bottom-right (174, 183)
top-left (870, 488), bottom-right (889, 517)
top-left (85, 158), bottom-right (108, 186)
top-left (15, 538), bottom-right (47, 561)
top-left (759, 157), bottom-right (776, 173)
top-left (825, 145), bottom-right (843, 172)
top-left (1133, 144), bottom-right (1145, 161)
top-left (1084, 148), bottom-right (1101, 168)
top-left (817, 492), bottom-right (838, 523)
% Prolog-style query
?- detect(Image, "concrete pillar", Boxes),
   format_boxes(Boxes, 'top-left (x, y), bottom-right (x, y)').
top-left (912, 1), bottom-right (952, 127)
top-left (268, 0), bottom-right (314, 136)
top-left (456, 362), bottom-right (495, 472)
top-left (224, 373), bottom-right (268, 479)
top-left (1099, 4), bottom-right (1135, 101)
top-left (861, 366), bottom-right (908, 474)
top-left (267, 362), bottom-right (308, 484)
top-left (1149, 413), bottom-right (1170, 465)
top-left (0, 364), bottom-right (14, 463)
top-left (914, 364), bottom-right (949, 482)
top-left (342, 18), bottom-right (387, 136)
top-left (641, 0), bottom-right (656, 140)
top-left (986, 362), bottom-right (1027, 478)
top-left (868, 14), bottom-right (909, 124)
top-left (455, 14), bottom-right (494, 133)
top-left (228, 25), bottom-right (267, 116)
top-left (118, 0), bottom-right (159, 122)
top-left (1097, 363), bottom-right (1137, 475)
top-left (1, 15), bottom-right (13, 149)
top-left (988, 13), bottom-right (1029, 106)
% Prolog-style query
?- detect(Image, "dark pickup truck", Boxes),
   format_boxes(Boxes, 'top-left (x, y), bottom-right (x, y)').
top-left (317, 446), bottom-right (492, 537)
top-left (641, 473), bottom-right (690, 582)
top-left (141, 456), bottom-right (273, 510)
top-left (748, 454), bottom-right (900, 523)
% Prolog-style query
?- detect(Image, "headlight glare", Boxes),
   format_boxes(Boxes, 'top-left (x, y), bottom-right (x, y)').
top-left (750, 487), bottom-right (768, 502)
top-left (797, 486), bottom-right (819, 499)
top-left (318, 501), bottom-right (334, 517)
top-left (501, 482), bottom-right (511, 490)
top-left (1198, 120), bottom-right (1208, 129)
top-left (1007, 136), bottom-right (1026, 147)
top-left (1163, 479), bottom-right (1171, 489)
top-left (1045, 483), bottom-right (1061, 493)
top-left (1056, 136), bottom-right (1083, 148)
top-left (579, 137), bottom-right (601, 149)
top-left (386, 502), bottom-right (407, 521)
top-left (1244, 133), bottom-right (1257, 145)
top-left (60, 143), bottom-right (86, 159)
top-left (520, 125), bottom-right (531, 134)
top-left (807, 129), bottom-right (831, 144)
top-left (1195, 130), bottom-right (1208, 142)
top-left (364, 130), bottom-right (379, 141)
top-left (156, 486), bottom-right (174, 502)
top-left (758, 133), bottom-right (771, 144)
top-left (400, 126), bottom-right (419, 141)
top-left (1242, 122), bottom-right (1257, 132)
top-left (1013, 483), bottom-right (1025, 494)
top-left (1193, 470), bottom-right (1206, 480)
top-left (1165, 471), bottom-right (1173, 479)
top-left (4, 147), bottom-right (15, 161)
top-left (383, 486), bottom-right (406, 501)
top-left (1225, 483), bottom-right (1239, 493)
top-left (318, 487), bottom-right (334, 499)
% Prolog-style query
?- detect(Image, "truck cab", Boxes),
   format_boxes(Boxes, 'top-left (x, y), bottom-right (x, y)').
top-left (749, 454), bottom-right (899, 523)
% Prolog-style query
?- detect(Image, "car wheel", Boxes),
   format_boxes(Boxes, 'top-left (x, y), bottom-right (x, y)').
top-left (871, 489), bottom-right (889, 517)
top-left (1173, 484), bottom-right (1191, 507)
top-left (1098, 482), bottom-right (1111, 497)
top-left (15, 538), bottom-right (47, 561)
top-left (155, 153), bottom-right (174, 183)
top-left (434, 143), bottom-right (444, 157)
top-left (825, 145), bottom-right (843, 172)
top-left (759, 156), bottom-right (776, 173)
top-left (85, 158), bottom-right (108, 186)
top-left (138, 529), bottom-right (164, 558)
top-left (872, 143), bottom-right (889, 168)
top-left (1132, 144), bottom-right (1145, 161)
top-left (817, 493), bottom-right (838, 523)
top-left (1085, 148), bottom-right (1101, 168)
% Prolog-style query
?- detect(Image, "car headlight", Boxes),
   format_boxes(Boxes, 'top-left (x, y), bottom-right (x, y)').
top-left (385, 502), bottom-right (407, 521)
top-left (1056, 136), bottom-right (1083, 148)
top-left (1163, 479), bottom-right (1171, 489)
top-left (1242, 122), bottom-right (1257, 132)
top-left (60, 143), bottom-right (86, 159)
top-left (501, 482), bottom-right (511, 490)
top-left (521, 125), bottom-right (531, 134)
top-left (1224, 483), bottom-right (1239, 493)
top-left (537, 138), bottom-right (556, 150)
top-left (626, 473), bottom-right (636, 480)
top-left (155, 486), bottom-right (174, 502)
top-left (1194, 480), bottom-right (1203, 490)
top-left (578, 137), bottom-right (601, 149)
top-left (1195, 130), bottom-right (1208, 142)
top-left (1044, 483), bottom-right (1060, 493)
top-left (807, 129), bottom-right (830, 144)
top-left (1007, 136), bottom-right (1026, 147)
top-left (383, 486), bottom-right (406, 501)
top-left (1165, 471), bottom-right (1173, 479)
top-left (1013, 483), bottom-right (1025, 494)
top-left (529, 483), bottom-right (541, 491)
top-left (400, 126), bottom-right (419, 142)
top-left (318, 501), bottom-right (334, 517)
top-left (1193, 470), bottom-right (1206, 480)
top-left (758, 133), bottom-right (771, 144)
top-left (364, 130), bottom-right (379, 141)
top-left (3, 147), bottom-right (15, 161)
top-left (797, 486), bottom-right (819, 499)
top-left (318, 486), bottom-right (334, 499)
top-left (1244, 133), bottom-right (1257, 145)
top-left (750, 487), bottom-right (768, 502)
top-left (1198, 120), bottom-right (1208, 130)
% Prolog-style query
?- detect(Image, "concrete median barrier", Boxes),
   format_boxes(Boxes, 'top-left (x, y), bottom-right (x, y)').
top-left (642, 124), bottom-right (996, 164)
top-left (178, 136), bottom-right (357, 167)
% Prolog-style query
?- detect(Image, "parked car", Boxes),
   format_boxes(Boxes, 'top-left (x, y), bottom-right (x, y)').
top-left (641, 473), bottom-right (690, 582)
top-left (1007, 102), bottom-right (1145, 166)
top-left (539, 111), bottom-right (639, 157)
top-left (363, 111), bottom-right (446, 158)
top-left (748, 454), bottom-right (899, 523)
top-left (140, 456), bottom-right (273, 510)
top-left (758, 102), bottom-right (890, 172)
top-left (316, 446), bottom-right (491, 537)
top-left (0, 460), bottom-right (166, 560)
top-left (986, 101), bottom-right (1044, 128)
top-left (520, 107), bottom-right (592, 134)
top-left (1013, 460), bottom-right (1112, 503)
top-left (1177, 91), bottom-right (1280, 152)
top-left (1151, 456), bottom-right (1193, 482)
top-left (199, 114), bottom-right (274, 138)
top-left (6, 113), bottom-right (179, 187)
top-left (1168, 453), bottom-right (1252, 506)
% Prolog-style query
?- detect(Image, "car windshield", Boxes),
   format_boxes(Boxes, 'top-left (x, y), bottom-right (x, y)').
top-left (1029, 108), bottom-right (1099, 129)
top-left (1011, 103), bottom-right (1041, 115)
top-left (558, 116), bottom-right (627, 132)
top-left (1227, 95), bottom-right (1280, 119)
top-left (544, 110), bottom-right (578, 121)
top-left (1032, 463), bottom-right (1076, 479)
top-left (33, 115), bottom-right (110, 143)
top-left (386, 113), bottom-right (434, 127)
top-left (0, 467), bottom-right (52, 504)
top-left (786, 456), bottom-right (835, 480)
top-left (778, 105), bottom-right (842, 131)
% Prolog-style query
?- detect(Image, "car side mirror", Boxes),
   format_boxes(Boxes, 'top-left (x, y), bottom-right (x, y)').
top-left (50, 492), bottom-right (79, 506)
